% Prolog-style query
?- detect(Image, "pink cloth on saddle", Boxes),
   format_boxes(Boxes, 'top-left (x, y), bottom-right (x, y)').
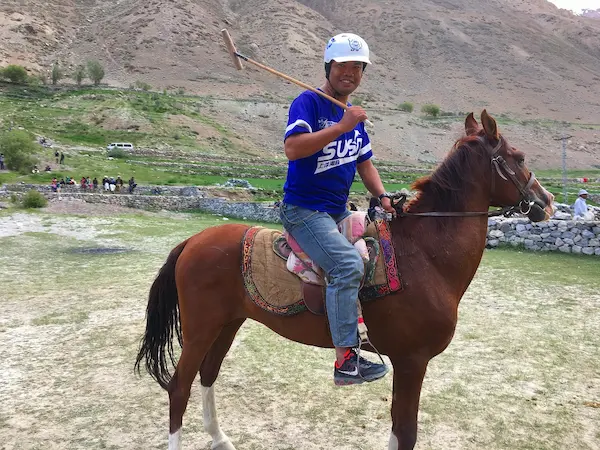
top-left (284, 212), bottom-right (370, 284)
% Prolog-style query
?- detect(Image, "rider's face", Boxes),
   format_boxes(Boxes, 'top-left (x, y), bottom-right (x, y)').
top-left (328, 61), bottom-right (364, 96)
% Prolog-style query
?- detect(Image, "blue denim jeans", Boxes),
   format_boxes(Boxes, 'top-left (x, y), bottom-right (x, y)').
top-left (280, 202), bottom-right (364, 348)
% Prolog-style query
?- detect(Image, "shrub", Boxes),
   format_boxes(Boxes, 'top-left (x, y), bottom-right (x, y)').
top-left (107, 148), bottom-right (127, 159)
top-left (51, 63), bottom-right (63, 85)
top-left (352, 96), bottom-right (364, 106)
top-left (21, 190), bottom-right (47, 208)
top-left (87, 60), bottom-right (105, 85)
top-left (1, 65), bottom-right (28, 84)
top-left (72, 65), bottom-right (86, 86)
top-left (134, 80), bottom-right (152, 91)
top-left (0, 130), bottom-right (38, 174)
top-left (421, 104), bottom-right (440, 117)
top-left (398, 102), bottom-right (414, 113)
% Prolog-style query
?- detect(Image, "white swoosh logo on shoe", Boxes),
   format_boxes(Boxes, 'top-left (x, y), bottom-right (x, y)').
top-left (338, 367), bottom-right (359, 376)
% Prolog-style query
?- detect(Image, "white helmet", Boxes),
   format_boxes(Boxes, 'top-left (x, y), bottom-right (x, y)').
top-left (579, 189), bottom-right (588, 196)
top-left (324, 33), bottom-right (371, 65)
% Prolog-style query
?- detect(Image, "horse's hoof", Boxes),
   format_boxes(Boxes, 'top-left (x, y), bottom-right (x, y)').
top-left (211, 439), bottom-right (236, 450)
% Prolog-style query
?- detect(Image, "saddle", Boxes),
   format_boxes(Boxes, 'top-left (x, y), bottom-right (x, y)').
top-left (274, 212), bottom-right (375, 315)
top-left (241, 214), bottom-right (402, 319)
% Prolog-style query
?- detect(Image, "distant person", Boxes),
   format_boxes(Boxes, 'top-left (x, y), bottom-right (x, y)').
top-left (31, 165), bottom-right (39, 174)
top-left (45, 165), bottom-right (52, 172)
top-left (128, 176), bottom-right (137, 194)
top-left (55, 150), bottom-right (59, 163)
top-left (109, 177), bottom-right (116, 193)
top-left (573, 189), bottom-right (593, 220)
top-left (92, 177), bottom-right (99, 190)
top-left (103, 176), bottom-right (110, 191)
top-left (59, 152), bottom-right (65, 165)
top-left (0, 153), bottom-right (5, 170)
top-left (116, 175), bottom-right (123, 192)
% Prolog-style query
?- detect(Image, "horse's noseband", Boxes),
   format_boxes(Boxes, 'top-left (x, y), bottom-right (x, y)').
top-left (489, 136), bottom-right (537, 214)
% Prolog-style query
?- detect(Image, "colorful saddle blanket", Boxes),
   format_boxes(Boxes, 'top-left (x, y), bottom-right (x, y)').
top-left (241, 219), bottom-right (402, 316)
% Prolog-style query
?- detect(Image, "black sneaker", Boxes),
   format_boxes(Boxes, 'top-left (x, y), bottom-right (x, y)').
top-left (333, 349), bottom-right (389, 386)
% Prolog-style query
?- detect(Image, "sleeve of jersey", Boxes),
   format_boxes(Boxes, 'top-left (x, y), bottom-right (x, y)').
top-left (284, 94), bottom-right (317, 141)
top-left (357, 124), bottom-right (373, 163)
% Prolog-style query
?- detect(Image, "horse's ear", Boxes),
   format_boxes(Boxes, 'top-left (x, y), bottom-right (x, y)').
top-left (465, 112), bottom-right (479, 136)
top-left (480, 109), bottom-right (499, 140)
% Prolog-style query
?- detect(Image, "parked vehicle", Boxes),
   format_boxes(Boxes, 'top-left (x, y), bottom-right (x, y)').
top-left (106, 142), bottom-right (134, 150)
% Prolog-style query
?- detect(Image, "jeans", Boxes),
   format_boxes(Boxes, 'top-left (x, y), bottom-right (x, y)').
top-left (280, 202), bottom-right (364, 348)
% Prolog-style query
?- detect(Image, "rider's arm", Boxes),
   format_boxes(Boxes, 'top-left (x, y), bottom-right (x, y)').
top-left (284, 106), bottom-right (369, 161)
top-left (357, 159), bottom-right (386, 198)
top-left (358, 159), bottom-right (395, 214)
top-left (284, 124), bottom-right (344, 161)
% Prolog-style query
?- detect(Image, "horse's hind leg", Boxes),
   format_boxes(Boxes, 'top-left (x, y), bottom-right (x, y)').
top-left (198, 319), bottom-right (246, 450)
top-left (167, 325), bottom-right (222, 450)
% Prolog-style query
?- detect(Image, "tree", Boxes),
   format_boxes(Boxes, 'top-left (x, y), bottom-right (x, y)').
top-left (51, 63), bottom-right (63, 85)
top-left (72, 65), bottom-right (86, 86)
top-left (1, 65), bottom-right (28, 84)
top-left (0, 130), bottom-right (38, 174)
top-left (87, 60), bottom-right (105, 86)
top-left (421, 104), bottom-right (440, 118)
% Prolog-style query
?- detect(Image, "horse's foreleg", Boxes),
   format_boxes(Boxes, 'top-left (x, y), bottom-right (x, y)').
top-left (388, 358), bottom-right (429, 450)
top-left (199, 319), bottom-right (245, 450)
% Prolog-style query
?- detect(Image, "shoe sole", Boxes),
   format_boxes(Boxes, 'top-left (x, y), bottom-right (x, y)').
top-left (334, 369), bottom-right (389, 386)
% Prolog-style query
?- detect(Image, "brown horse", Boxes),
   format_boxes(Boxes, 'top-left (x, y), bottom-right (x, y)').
top-left (135, 110), bottom-right (554, 450)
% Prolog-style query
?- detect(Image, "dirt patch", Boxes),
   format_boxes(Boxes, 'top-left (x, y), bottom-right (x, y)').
top-left (44, 197), bottom-right (152, 216)
top-left (1, 212), bottom-right (598, 450)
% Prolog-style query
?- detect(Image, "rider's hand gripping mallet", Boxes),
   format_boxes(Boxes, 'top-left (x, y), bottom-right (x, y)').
top-left (221, 29), bottom-right (373, 127)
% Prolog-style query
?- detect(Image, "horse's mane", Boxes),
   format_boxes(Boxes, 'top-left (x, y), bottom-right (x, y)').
top-left (406, 134), bottom-right (490, 213)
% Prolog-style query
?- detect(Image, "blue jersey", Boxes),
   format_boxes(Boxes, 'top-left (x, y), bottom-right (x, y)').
top-left (283, 90), bottom-right (373, 214)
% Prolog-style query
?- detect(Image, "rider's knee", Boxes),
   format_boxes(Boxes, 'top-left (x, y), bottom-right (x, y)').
top-left (333, 251), bottom-right (364, 280)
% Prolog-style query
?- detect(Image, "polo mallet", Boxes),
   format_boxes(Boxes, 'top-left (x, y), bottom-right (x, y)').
top-left (221, 29), bottom-right (373, 127)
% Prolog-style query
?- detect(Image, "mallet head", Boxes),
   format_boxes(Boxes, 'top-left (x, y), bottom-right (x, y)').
top-left (221, 29), bottom-right (244, 71)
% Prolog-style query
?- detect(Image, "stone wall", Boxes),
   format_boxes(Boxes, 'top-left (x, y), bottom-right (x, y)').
top-left (487, 217), bottom-right (600, 255)
top-left (3, 184), bottom-right (599, 256)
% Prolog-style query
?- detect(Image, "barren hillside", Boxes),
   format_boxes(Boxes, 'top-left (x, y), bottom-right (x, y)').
top-left (1, 0), bottom-right (599, 168)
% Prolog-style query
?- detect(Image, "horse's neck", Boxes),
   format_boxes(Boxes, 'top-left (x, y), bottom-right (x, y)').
top-left (393, 184), bottom-right (491, 301)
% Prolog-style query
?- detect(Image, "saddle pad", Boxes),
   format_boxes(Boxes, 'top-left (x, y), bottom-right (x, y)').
top-left (241, 220), bottom-right (402, 316)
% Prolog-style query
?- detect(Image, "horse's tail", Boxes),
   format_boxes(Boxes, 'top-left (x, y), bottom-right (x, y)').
top-left (134, 239), bottom-right (189, 390)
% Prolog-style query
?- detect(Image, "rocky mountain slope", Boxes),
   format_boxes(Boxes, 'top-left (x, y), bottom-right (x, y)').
top-left (1, 0), bottom-right (599, 168)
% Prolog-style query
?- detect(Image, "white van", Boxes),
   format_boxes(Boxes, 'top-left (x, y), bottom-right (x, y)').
top-left (106, 142), bottom-right (134, 151)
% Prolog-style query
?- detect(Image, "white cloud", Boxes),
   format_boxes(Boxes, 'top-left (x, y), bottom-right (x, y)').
top-left (547, 0), bottom-right (600, 13)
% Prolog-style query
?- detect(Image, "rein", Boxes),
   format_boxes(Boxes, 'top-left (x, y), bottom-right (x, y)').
top-left (390, 136), bottom-right (538, 219)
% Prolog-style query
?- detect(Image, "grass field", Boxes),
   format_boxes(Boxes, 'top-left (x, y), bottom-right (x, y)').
top-left (1, 84), bottom-right (599, 203)
top-left (1, 208), bottom-right (598, 449)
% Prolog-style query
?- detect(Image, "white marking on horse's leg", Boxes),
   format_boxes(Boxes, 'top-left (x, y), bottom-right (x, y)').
top-left (168, 429), bottom-right (181, 450)
top-left (202, 385), bottom-right (236, 450)
top-left (388, 431), bottom-right (399, 450)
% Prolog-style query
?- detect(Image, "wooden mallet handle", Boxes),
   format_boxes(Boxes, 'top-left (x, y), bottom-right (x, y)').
top-left (221, 29), bottom-right (373, 127)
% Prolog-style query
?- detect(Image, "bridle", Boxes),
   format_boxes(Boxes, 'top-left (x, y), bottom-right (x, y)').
top-left (388, 135), bottom-right (540, 218)
top-left (489, 136), bottom-right (537, 216)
